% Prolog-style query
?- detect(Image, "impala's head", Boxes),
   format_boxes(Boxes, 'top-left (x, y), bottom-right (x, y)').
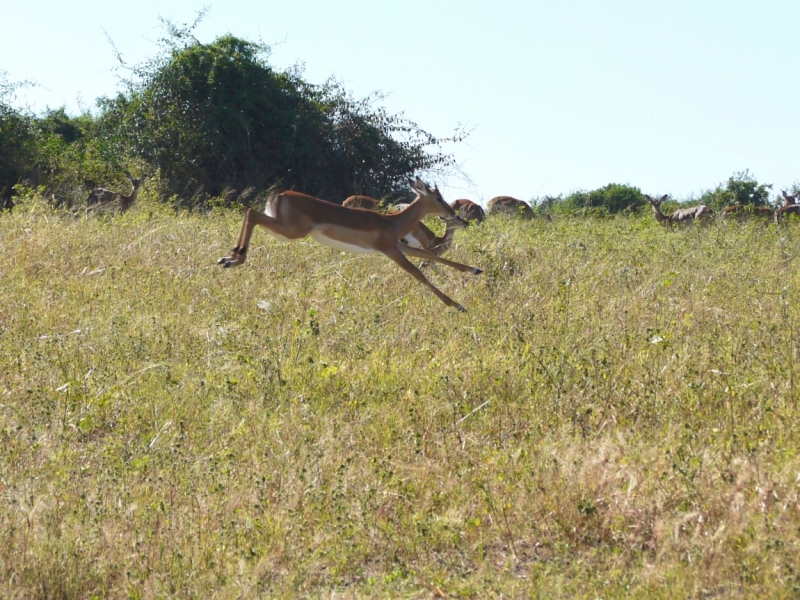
top-left (645, 194), bottom-right (668, 209)
top-left (407, 177), bottom-right (465, 223)
top-left (782, 190), bottom-right (799, 206)
top-left (124, 171), bottom-right (148, 191)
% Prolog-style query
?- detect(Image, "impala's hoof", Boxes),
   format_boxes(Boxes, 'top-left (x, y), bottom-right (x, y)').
top-left (218, 257), bottom-right (227, 265)
top-left (455, 303), bottom-right (466, 312)
top-left (473, 268), bottom-right (483, 275)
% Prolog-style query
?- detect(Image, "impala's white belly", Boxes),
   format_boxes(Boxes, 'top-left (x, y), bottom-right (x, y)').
top-left (401, 232), bottom-right (426, 249)
top-left (267, 231), bottom-right (294, 242)
top-left (309, 230), bottom-right (377, 254)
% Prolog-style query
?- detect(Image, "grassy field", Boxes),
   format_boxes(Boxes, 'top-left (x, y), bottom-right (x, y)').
top-left (2, 192), bottom-right (800, 598)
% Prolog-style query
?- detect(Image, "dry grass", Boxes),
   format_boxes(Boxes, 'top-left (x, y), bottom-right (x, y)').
top-left (2, 192), bottom-right (800, 598)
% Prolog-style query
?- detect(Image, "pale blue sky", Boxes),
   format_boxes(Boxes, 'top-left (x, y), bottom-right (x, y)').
top-left (2, 1), bottom-right (799, 204)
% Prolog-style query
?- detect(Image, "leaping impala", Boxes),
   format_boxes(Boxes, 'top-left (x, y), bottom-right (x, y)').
top-left (343, 195), bottom-right (466, 262)
top-left (646, 194), bottom-right (714, 226)
top-left (400, 217), bottom-right (467, 258)
top-left (218, 178), bottom-right (483, 311)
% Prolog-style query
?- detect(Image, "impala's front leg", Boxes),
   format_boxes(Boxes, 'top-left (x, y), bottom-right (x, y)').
top-left (384, 246), bottom-right (467, 311)
top-left (218, 207), bottom-right (263, 268)
top-left (398, 244), bottom-right (483, 275)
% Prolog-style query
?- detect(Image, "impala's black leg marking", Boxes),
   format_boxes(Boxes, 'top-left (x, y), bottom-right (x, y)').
top-left (218, 245), bottom-right (249, 267)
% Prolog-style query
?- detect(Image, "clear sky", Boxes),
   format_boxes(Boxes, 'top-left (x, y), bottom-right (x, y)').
top-left (2, 1), bottom-right (799, 204)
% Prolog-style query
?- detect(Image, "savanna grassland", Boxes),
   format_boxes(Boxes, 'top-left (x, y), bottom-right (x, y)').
top-left (3, 192), bottom-right (800, 599)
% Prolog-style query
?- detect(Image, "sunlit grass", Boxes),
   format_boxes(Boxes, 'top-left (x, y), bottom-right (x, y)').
top-left (2, 194), bottom-right (800, 598)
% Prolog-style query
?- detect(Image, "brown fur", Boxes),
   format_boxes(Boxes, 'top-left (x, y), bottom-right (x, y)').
top-left (450, 199), bottom-right (485, 222)
top-left (646, 194), bottom-right (714, 226)
top-left (401, 218), bottom-right (468, 258)
top-left (87, 172), bottom-right (147, 212)
top-left (722, 205), bottom-right (774, 221)
top-left (774, 191), bottom-right (800, 223)
top-left (487, 196), bottom-right (534, 218)
top-left (342, 196), bottom-right (382, 210)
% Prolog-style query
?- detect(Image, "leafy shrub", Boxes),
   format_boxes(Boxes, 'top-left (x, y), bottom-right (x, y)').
top-left (697, 170), bottom-right (773, 210)
top-left (547, 183), bottom-right (645, 216)
top-left (0, 73), bottom-right (36, 208)
top-left (26, 108), bottom-right (141, 206)
top-left (98, 24), bottom-right (461, 205)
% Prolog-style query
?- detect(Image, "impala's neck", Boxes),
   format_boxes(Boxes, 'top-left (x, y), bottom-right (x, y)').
top-left (650, 203), bottom-right (669, 223)
top-left (438, 220), bottom-right (463, 245)
top-left (385, 197), bottom-right (438, 238)
top-left (120, 182), bottom-right (140, 211)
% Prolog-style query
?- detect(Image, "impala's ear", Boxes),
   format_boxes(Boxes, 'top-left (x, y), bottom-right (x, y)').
top-left (660, 194), bottom-right (668, 202)
top-left (645, 194), bottom-right (652, 201)
top-left (784, 191), bottom-right (790, 199)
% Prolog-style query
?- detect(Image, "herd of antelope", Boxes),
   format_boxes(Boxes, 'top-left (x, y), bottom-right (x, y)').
top-left (85, 174), bottom-right (800, 311)
top-left (646, 190), bottom-right (800, 225)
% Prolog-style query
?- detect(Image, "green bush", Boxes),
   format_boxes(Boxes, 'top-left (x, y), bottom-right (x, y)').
top-left (26, 108), bottom-right (142, 206)
top-left (697, 170), bottom-right (773, 210)
top-left (0, 73), bottom-right (37, 208)
top-left (98, 27), bottom-right (460, 204)
top-left (547, 183), bottom-right (645, 216)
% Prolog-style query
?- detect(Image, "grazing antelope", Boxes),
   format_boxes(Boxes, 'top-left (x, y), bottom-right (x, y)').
top-left (487, 196), bottom-right (535, 218)
top-left (87, 172), bottom-right (147, 212)
top-left (342, 196), bottom-right (382, 210)
top-left (389, 203), bottom-right (412, 214)
top-left (218, 178), bottom-right (482, 311)
top-left (401, 217), bottom-right (468, 257)
top-left (450, 199), bottom-right (485, 222)
top-left (646, 194), bottom-right (714, 226)
top-left (721, 204), bottom-right (774, 222)
top-left (774, 191), bottom-right (800, 223)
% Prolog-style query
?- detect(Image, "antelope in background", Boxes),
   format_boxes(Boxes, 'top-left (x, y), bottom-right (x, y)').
top-left (342, 196), bottom-right (382, 210)
top-left (722, 190), bottom-right (775, 222)
top-left (774, 190), bottom-right (800, 223)
top-left (450, 199), bottom-right (485, 223)
top-left (87, 172), bottom-right (148, 212)
top-left (400, 216), bottom-right (469, 265)
top-left (487, 196), bottom-right (535, 218)
top-left (721, 203), bottom-right (774, 221)
top-left (646, 194), bottom-right (714, 226)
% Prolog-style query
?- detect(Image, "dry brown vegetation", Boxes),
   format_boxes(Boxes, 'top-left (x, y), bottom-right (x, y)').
top-left (2, 192), bottom-right (800, 598)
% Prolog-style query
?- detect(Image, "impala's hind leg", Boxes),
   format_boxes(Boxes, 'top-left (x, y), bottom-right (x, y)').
top-left (218, 200), bottom-right (310, 267)
top-left (383, 247), bottom-right (466, 311)
top-left (398, 244), bottom-right (483, 274)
